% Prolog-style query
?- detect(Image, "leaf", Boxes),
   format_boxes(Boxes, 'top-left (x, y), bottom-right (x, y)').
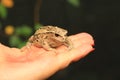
top-left (9, 35), bottom-right (22, 47)
top-left (9, 35), bottom-right (27, 48)
top-left (15, 27), bottom-right (22, 35)
top-left (0, 4), bottom-right (7, 19)
top-left (18, 41), bottom-right (26, 48)
top-left (15, 25), bottom-right (32, 36)
top-left (34, 23), bottom-right (43, 30)
top-left (67, 0), bottom-right (80, 7)
top-left (20, 25), bottom-right (33, 36)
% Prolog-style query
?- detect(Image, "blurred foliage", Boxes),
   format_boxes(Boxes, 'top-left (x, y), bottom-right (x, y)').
top-left (8, 25), bottom-right (32, 48)
top-left (4, 25), bottom-right (14, 35)
top-left (1, 0), bottom-right (14, 8)
top-left (67, 0), bottom-right (80, 7)
top-left (0, 3), bottom-right (7, 19)
top-left (9, 35), bottom-right (25, 48)
top-left (0, 0), bottom-right (79, 48)
top-left (0, 0), bottom-right (14, 19)
top-left (8, 24), bottom-right (42, 48)
top-left (34, 23), bottom-right (43, 30)
top-left (15, 25), bottom-right (33, 36)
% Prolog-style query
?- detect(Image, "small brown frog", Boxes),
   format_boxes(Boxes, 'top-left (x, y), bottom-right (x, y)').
top-left (27, 26), bottom-right (73, 51)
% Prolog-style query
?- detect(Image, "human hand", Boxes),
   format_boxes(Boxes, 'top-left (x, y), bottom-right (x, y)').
top-left (0, 33), bottom-right (94, 80)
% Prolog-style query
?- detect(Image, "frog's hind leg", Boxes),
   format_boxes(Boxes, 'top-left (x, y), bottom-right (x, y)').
top-left (20, 42), bottom-right (32, 52)
top-left (42, 41), bottom-right (56, 51)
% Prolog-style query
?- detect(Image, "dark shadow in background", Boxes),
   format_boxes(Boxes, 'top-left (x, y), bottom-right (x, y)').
top-left (40, 0), bottom-right (120, 79)
top-left (1, 0), bottom-right (120, 80)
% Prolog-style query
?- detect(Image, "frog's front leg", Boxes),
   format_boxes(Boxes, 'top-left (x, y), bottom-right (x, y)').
top-left (64, 37), bottom-right (73, 50)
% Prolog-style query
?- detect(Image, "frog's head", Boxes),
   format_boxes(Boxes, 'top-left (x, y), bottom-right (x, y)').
top-left (54, 27), bottom-right (68, 37)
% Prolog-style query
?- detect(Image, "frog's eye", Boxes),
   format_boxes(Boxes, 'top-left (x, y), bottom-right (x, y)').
top-left (55, 34), bottom-right (60, 37)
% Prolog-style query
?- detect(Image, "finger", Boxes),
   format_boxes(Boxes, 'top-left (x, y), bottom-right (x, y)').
top-left (57, 33), bottom-right (94, 53)
top-left (72, 35), bottom-right (94, 48)
top-left (69, 44), bottom-right (94, 62)
top-left (69, 33), bottom-right (93, 42)
top-left (69, 33), bottom-right (94, 47)
top-left (57, 44), bottom-right (94, 69)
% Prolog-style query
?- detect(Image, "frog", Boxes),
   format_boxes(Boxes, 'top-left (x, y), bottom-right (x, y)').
top-left (27, 26), bottom-right (73, 51)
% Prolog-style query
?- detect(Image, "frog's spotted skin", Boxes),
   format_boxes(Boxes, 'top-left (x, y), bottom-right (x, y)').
top-left (27, 26), bottom-right (73, 51)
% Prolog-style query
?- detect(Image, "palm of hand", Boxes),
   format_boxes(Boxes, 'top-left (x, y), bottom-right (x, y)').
top-left (0, 33), bottom-right (94, 80)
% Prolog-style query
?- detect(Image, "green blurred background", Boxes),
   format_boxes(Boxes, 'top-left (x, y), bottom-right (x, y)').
top-left (0, 0), bottom-right (120, 80)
